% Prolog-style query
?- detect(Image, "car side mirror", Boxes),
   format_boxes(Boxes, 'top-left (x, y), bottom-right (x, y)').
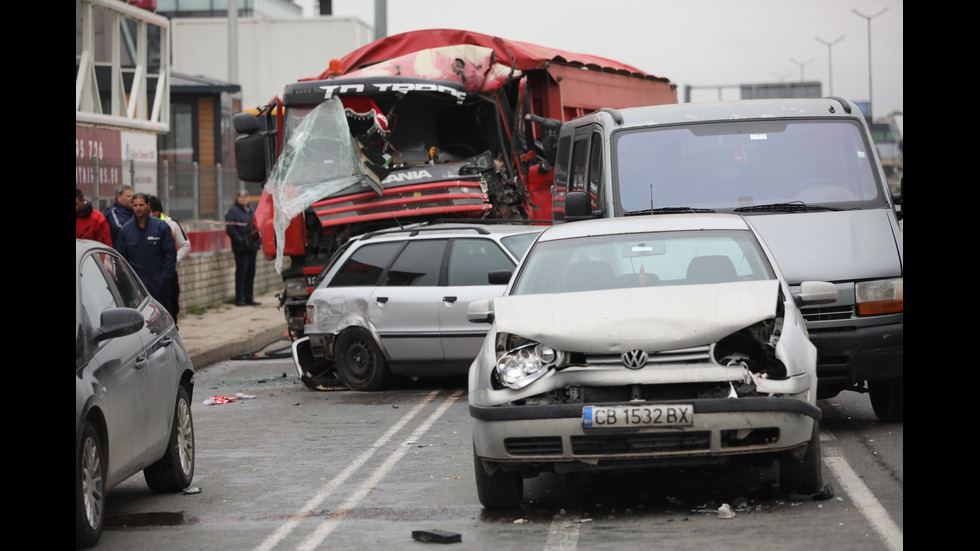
top-left (793, 281), bottom-right (839, 306)
top-left (467, 299), bottom-right (494, 324)
top-left (94, 308), bottom-right (145, 343)
top-left (488, 270), bottom-right (513, 285)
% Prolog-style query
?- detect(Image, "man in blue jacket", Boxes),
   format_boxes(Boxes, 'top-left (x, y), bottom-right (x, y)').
top-left (115, 193), bottom-right (177, 316)
top-left (226, 190), bottom-right (261, 306)
top-left (104, 184), bottom-right (135, 247)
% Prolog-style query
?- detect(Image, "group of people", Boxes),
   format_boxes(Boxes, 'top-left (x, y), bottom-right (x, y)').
top-left (76, 184), bottom-right (261, 326)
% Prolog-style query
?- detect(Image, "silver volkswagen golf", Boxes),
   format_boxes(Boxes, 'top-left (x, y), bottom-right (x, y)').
top-left (466, 214), bottom-right (838, 508)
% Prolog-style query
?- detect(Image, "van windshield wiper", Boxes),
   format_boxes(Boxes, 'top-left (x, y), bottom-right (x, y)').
top-left (625, 207), bottom-right (716, 216)
top-left (733, 201), bottom-right (841, 213)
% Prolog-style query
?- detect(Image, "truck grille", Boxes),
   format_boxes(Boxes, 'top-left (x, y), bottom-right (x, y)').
top-left (312, 182), bottom-right (490, 227)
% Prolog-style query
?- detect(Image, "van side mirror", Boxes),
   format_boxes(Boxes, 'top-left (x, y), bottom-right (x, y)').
top-left (565, 191), bottom-right (600, 222)
top-left (467, 299), bottom-right (494, 324)
top-left (793, 281), bottom-right (839, 306)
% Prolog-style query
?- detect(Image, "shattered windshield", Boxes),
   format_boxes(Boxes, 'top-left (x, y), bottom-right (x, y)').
top-left (613, 120), bottom-right (883, 213)
top-left (264, 99), bottom-right (370, 271)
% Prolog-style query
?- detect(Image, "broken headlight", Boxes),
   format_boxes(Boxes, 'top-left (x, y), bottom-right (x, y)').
top-left (494, 336), bottom-right (564, 389)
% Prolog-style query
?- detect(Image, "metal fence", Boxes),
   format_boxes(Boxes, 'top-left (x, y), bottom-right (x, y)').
top-left (76, 158), bottom-right (249, 228)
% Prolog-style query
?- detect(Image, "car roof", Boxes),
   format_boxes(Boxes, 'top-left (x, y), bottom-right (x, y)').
top-left (576, 97), bottom-right (862, 129)
top-left (76, 238), bottom-right (114, 259)
top-left (537, 214), bottom-right (752, 243)
top-left (352, 222), bottom-right (547, 244)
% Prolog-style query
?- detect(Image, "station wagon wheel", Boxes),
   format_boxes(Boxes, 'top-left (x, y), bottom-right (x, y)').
top-left (869, 376), bottom-right (904, 422)
top-left (336, 328), bottom-right (389, 391)
top-left (779, 419), bottom-right (823, 495)
top-left (76, 421), bottom-right (105, 548)
top-left (473, 446), bottom-right (523, 509)
top-left (144, 385), bottom-right (195, 493)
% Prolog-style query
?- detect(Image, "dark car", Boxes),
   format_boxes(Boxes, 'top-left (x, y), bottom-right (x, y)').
top-left (75, 239), bottom-right (196, 548)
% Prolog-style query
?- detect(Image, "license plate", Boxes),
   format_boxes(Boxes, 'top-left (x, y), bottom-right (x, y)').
top-left (582, 404), bottom-right (694, 429)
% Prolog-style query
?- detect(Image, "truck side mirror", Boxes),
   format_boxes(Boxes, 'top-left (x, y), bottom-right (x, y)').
top-left (234, 113), bottom-right (273, 183)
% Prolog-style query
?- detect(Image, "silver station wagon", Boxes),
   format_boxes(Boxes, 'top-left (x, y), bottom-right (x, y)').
top-left (300, 223), bottom-right (544, 391)
top-left (466, 214), bottom-right (838, 508)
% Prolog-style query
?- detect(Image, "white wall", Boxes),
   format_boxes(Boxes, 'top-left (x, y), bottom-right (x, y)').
top-left (171, 16), bottom-right (373, 110)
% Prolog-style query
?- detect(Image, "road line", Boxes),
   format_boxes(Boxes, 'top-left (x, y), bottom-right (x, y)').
top-left (544, 520), bottom-right (581, 551)
top-left (822, 440), bottom-right (903, 551)
top-left (297, 390), bottom-right (463, 551)
top-left (253, 390), bottom-right (443, 551)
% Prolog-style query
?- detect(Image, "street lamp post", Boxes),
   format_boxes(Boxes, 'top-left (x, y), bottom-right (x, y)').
top-left (815, 35), bottom-right (845, 95)
top-left (852, 7), bottom-right (889, 120)
top-left (790, 58), bottom-right (815, 82)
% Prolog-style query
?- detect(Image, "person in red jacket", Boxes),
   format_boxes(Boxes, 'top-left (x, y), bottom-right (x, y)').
top-left (76, 189), bottom-right (112, 246)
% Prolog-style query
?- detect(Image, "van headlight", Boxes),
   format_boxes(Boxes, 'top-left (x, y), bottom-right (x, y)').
top-left (855, 277), bottom-right (903, 315)
top-left (494, 338), bottom-right (564, 389)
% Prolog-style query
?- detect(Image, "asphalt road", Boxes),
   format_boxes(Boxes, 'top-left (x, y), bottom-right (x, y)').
top-left (94, 356), bottom-right (903, 551)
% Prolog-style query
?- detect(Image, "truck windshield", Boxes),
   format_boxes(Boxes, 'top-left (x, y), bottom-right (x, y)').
top-left (612, 120), bottom-right (883, 213)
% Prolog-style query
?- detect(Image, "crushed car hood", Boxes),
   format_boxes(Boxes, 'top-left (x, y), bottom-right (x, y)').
top-left (493, 280), bottom-right (779, 354)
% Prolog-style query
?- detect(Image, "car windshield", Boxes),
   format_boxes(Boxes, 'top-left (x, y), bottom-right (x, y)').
top-left (613, 120), bottom-right (883, 212)
top-left (511, 229), bottom-right (775, 295)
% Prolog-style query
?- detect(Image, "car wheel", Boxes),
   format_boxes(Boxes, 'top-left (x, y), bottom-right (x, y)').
top-left (473, 446), bottom-right (523, 509)
top-left (780, 419), bottom-right (823, 495)
top-left (144, 385), bottom-right (195, 493)
top-left (335, 328), bottom-right (389, 391)
top-left (869, 376), bottom-right (904, 422)
top-left (76, 421), bottom-right (105, 549)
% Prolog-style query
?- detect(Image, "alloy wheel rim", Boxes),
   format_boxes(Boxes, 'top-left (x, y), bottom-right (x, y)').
top-left (82, 436), bottom-right (103, 528)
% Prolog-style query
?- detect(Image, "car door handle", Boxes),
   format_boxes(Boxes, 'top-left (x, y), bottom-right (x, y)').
top-left (135, 355), bottom-right (147, 370)
top-left (161, 336), bottom-right (174, 347)
top-left (376, 296), bottom-right (389, 303)
top-left (443, 296), bottom-right (457, 303)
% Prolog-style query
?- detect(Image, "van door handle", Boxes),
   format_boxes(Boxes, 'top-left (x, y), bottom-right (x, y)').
top-left (443, 296), bottom-right (457, 303)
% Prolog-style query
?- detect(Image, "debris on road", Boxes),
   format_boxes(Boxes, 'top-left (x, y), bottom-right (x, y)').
top-left (202, 393), bottom-right (256, 405)
top-left (411, 529), bottom-right (462, 544)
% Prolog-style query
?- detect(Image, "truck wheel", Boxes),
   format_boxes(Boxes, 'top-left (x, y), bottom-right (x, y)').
top-left (336, 328), bottom-right (389, 391)
top-left (473, 447), bottom-right (523, 509)
top-left (144, 386), bottom-right (195, 493)
top-left (780, 419), bottom-right (823, 495)
top-left (870, 376), bottom-right (904, 422)
top-left (76, 421), bottom-right (105, 549)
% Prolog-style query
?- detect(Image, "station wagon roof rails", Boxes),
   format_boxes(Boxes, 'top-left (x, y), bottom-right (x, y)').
top-left (359, 224), bottom-right (491, 240)
top-left (826, 96), bottom-right (852, 114)
top-left (425, 218), bottom-right (551, 226)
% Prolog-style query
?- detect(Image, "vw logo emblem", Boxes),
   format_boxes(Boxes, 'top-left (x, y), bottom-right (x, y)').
top-left (621, 349), bottom-right (648, 369)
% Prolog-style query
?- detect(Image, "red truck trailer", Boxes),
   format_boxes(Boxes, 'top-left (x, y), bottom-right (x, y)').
top-left (233, 29), bottom-right (676, 341)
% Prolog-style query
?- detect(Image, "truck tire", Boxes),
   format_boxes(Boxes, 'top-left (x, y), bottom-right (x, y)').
top-left (870, 376), bottom-right (904, 422)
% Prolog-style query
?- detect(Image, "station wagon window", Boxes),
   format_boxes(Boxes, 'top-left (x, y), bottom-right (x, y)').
top-left (386, 239), bottom-right (447, 286)
top-left (447, 239), bottom-right (513, 286)
top-left (329, 242), bottom-right (402, 287)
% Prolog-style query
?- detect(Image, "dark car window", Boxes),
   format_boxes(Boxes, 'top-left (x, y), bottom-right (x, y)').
top-left (98, 251), bottom-right (146, 308)
top-left (329, 242), bottom-right (402, 287)
top-left (386, 239), bottom-right (447, 286)
top-left (447, 239), bottom-right (514, 286)
top-left (79, 254), bottom-right (118, 329)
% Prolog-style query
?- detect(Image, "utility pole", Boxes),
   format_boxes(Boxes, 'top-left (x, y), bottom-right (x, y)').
top-left (852, 7), bottom-right (889, 120)
top-left (815, 35), bottom-right (845, 95)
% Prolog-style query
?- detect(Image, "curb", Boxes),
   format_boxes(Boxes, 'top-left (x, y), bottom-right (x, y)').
top-left (189, 325), bottom-right (289, 371)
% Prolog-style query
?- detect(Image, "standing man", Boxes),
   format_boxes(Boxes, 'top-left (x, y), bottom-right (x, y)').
top-left (115, 193), bottom-right (177, 316)
top-left (104, 184), bottom-right (134, 247)
top-left (149, 195), bottom-right (191, 321)
top-left (76, 189), bottom-right (112, 246)
top-left (225, 190), bottom-right (261, 306)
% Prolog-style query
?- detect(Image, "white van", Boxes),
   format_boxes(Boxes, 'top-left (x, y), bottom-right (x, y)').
top-left (552, 98), bottom-right (903, 421)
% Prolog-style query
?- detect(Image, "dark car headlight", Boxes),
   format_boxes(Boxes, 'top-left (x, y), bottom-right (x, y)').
top-left (494, 337), bottom-right (564, 389)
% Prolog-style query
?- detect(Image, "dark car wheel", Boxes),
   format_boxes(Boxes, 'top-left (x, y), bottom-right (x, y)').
top-left (869, 376), bottom-right (904, 422)
top-left (473, 446), bottom-right (523, 509)
top-left (76, 421), bottom-right (105, 549)
top-left (144, 386), bottom-right (195, 493)
top-left (335, 328), bottom-right (389, 391)
top-left (780, 419), bottom-right (823, 495)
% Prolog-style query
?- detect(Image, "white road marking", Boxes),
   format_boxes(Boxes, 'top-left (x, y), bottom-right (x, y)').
top-left (544, 520), bottom-right (581, 551)
top-left (297, 390), bottom-right (463, 551)
top-left (822, 433), bottom-right (903, 551)
top-left (253, 390), bottom-right (446, 551)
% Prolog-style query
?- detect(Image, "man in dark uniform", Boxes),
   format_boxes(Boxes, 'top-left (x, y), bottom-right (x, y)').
top-left (115, 193), bottom-right (177, 316)
top-left (225, 190), bottom-right (261, 306)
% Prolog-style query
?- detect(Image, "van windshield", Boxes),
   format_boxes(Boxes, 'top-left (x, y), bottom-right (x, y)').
top-left (612, 120), bottom-right (883, 213)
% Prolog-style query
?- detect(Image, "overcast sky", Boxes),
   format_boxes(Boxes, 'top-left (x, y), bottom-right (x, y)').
top-left (296, 0), bottom-right (903, 118)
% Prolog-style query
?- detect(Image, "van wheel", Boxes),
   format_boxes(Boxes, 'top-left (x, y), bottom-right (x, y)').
top-left (780, 420), bottom-right (823, 495)
top-left (336, 328), bottom-right (389, 391)
top-left (144, 386), bottom-right (195, 493)
top-left (870, 376), bottom-right (904, 422)
top-left (473, 447), bottom-right (523, 509)
top-left (76, 421), bottom-right (104, 549)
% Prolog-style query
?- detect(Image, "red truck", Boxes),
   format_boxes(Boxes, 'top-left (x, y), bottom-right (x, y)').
top-left (233, 29), bottom-right (676, 341)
